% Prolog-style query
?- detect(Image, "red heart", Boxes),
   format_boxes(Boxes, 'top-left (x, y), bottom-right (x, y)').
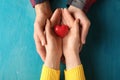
top-left (54, 25), bottom-right (69, 38)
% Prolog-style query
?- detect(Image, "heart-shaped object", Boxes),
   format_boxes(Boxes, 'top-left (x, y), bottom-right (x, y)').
top-left (54, 25), bottom-right (69, 38)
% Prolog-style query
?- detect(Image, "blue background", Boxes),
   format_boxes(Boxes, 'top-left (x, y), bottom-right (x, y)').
top-left (0, 0), bottom-right (120, 80)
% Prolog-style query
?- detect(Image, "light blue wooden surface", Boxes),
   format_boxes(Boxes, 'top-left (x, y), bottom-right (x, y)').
top-left (0, 0), bottom-right (120, 80)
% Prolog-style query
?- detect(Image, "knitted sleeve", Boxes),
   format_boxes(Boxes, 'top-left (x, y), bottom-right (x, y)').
top-left (67, 0), bottom-right (96, 12)
top-left (40, 65), bottom-right (60, 80)
top-left (65, 64), bottom-right (86, 80)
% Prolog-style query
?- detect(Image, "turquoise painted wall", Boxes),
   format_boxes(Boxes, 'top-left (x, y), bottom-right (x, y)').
top-left (0, 0), bottom-right (120, 80)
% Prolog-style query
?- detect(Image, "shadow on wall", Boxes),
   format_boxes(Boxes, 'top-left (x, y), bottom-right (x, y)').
top-left (80, 0), bottom-right (109, 80)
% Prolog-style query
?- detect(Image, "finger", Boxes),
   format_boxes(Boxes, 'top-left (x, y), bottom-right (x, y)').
top-left (45, 19), bottom-right (52, 39)
top-left (34, 23), bottom-right (46, 46)
top-left (50, 8), bottom-right (62, 27)
top-left (62, 8), bottom-right (74, 28)
top-left (34, 34), bottom-right (46, 61)
top-left (74, 19), bottom-right (80, 34)
top-left (81, 21), bottom-right (91, 44)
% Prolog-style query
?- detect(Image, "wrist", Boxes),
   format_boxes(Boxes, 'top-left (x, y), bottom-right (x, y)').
top-left (35, 1), bottom-right (51, 16)
top-left (64, 49), bottom-right (79, 57)
top-left (45, 55), bottom-right (61, 70)
top-left (65, 52), bottom-right (81, 70)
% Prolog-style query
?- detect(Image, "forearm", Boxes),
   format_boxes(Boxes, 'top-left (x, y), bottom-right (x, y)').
top-left (35, 1), bottom-right (51, 16)
top-left (65, 52), bottom-right (81, 70)
top-left (44, 55), bottom-right (61, 70)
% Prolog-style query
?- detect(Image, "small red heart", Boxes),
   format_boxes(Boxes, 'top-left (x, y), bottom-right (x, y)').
top-left (54, 25), bottom-right (69, 38)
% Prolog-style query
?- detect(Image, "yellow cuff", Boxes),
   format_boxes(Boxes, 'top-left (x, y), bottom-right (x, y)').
top-left (40, 65), bottom-right (60, 80)
top-left (64, 64), bottom-right (86, 80)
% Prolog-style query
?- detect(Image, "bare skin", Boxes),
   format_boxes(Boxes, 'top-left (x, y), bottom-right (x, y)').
top-left (44, 9), bottom-right (83, 70)
top-left (44, 19), bottom-right (62, 70)
top-left (68, 5), bottom-right (91, 44)
top-left (62, 9), bottom-right (82, 69)
top-left (34, 2), bottom-right (90, 63)
top-left (34, 1), bottom-right (52, 61)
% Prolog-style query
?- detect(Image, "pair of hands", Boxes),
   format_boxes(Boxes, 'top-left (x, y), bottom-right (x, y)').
top-left (43, 8), bottom-right (82, 70)
top-left (34, 1), bottom-right (90, 69)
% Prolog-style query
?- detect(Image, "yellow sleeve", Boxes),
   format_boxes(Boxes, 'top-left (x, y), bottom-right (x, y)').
top-left (64, 64), bottom-right (86, 80)
top-left (40, 65), bottom-right (60, 80)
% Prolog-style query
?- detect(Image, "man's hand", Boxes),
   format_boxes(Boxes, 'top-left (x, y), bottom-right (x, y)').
top-left (68, 5), bottom-right (91, 44)
top-left (34, 6), bottom-right (62, 62)
top-left (34, 1), bottom-right (52, 61)
top-left (62, 9), bottom-right (82, 69)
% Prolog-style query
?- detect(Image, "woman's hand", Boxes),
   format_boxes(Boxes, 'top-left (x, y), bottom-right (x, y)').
top-left (44, 9), bottom-right (62, 70)
top-left (62, 9), bottom-right (82, 69)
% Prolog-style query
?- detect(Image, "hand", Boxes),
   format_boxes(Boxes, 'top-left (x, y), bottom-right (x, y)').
top-left (35, 8), bottom-right (62, 69)
top-left (34, 1), bottom-right (52, 61)
top-left (62, 9), bottom-right (82, 69)
top-left (44, 19), bottom-right (62, 70)
top-left (68, 5), bottom-right (91, 44)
